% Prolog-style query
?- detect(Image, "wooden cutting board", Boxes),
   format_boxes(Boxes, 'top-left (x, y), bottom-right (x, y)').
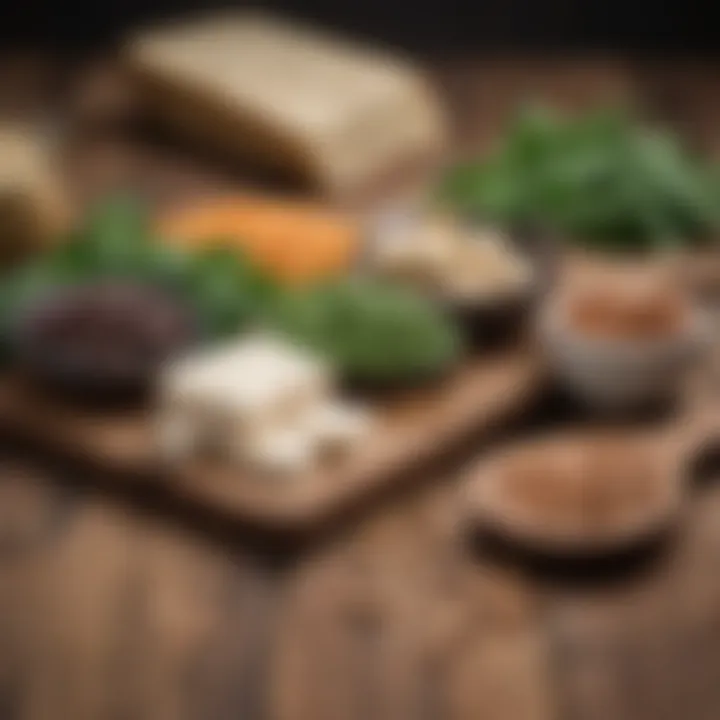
top-left (0, 349), bottom-right (543, 532)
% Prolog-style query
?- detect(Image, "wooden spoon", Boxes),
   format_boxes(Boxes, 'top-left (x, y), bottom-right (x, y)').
top-left (461, 410), bottom-right (717, 557)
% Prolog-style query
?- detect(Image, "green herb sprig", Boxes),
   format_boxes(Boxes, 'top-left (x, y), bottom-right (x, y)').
top-left (439, 107), bottom-right (720, 251)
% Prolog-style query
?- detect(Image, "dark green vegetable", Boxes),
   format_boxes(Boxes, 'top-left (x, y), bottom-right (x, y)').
top-left (178, 243), bottom-right (278, 338)
top-left (270, 278), bottom-right (462, 385)
top-left (0, 195), bottom-right (279, 362)
top-left (438, 107), bottom-right (720, 251)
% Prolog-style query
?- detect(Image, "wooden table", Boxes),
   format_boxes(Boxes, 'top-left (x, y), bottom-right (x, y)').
top-left (1, 55), bottom-right (720, 720)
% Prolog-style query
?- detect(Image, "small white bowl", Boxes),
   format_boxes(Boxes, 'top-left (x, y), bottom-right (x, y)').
top-left (538, 295), bottom-right (712, 413)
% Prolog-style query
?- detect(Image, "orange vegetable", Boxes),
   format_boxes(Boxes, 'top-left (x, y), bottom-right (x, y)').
top-left (156, 195), bottom-right (361, 284)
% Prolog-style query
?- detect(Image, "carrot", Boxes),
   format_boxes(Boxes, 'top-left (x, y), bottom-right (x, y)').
top-left (156, 195), bottom-right (361, 284)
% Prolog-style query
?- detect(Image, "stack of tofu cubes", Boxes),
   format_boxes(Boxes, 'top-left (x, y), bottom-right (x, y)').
top-left (157, 335), bottom-right (372, 475)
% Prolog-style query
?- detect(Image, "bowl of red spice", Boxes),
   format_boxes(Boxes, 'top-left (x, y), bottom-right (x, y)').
top-left (538, 262), bottom-right (711, 413)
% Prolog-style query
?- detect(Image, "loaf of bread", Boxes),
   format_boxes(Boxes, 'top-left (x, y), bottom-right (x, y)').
top-left (0, 125), bottom-right (67, 266)
top-left (125, 12), bottom-right (447, 198)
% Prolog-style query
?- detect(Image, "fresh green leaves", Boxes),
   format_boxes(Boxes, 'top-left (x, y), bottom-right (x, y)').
top-left (270, 278), bottom-right (461, 385)
top-left (176, 243), bottom-right (278, 339)
top-left (3, 195), bottom-right (189, 291)
top-left (438, 107), bottom-right (720, 250)
top-left (0, 196), bottom-right (280, 361)
top-left (1, 195), bottom-right (462, 383)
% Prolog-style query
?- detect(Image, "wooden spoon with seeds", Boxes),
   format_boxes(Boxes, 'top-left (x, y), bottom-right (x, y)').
top-left (461, 410), bottom-right (718, 557)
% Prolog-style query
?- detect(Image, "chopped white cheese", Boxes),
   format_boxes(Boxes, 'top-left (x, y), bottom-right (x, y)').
top-left (156, 333), bottom-right (373, 475)
top-left (161, 334), bottom-right (332, 416)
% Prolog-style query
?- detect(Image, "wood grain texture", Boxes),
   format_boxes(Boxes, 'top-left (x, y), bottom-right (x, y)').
top-left (0, 464), bottom-right (560, 720)
top-left (0, 484), bottom-right (277, 720)
top-left (0, 55), bottom-right (719, 720)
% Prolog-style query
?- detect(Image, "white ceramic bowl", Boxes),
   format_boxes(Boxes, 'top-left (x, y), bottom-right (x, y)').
top-left (538, 296), bottom-right (712, 413)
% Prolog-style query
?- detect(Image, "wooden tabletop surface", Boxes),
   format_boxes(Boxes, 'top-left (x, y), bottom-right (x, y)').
top-left (1, 54), bottom-right (720, 720)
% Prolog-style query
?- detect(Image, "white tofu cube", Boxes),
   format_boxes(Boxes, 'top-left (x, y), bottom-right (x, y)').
top-left (157, 335), bottom-right (332, 466)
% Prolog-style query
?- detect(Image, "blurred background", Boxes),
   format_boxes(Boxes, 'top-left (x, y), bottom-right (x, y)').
top-left (1, 3), bottom-right (719, 720)
top-left (2, 0), bottom-right (718, 52)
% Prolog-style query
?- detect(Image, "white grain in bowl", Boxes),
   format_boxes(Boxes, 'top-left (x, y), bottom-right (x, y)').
top-left (368, 206), bottom-right (535, 303)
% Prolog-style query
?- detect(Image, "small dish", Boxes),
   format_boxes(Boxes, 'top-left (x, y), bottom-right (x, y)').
top-left (369, 207), bottom-right (539, 348)
top-left (12, 281), bottom-right (199, 404)
top-left (538, 273), bottom-right (712, 413)
top-left (462, 431), bottom-right (685, 557)
top-left (445, 278), bottom-right (539, 349)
